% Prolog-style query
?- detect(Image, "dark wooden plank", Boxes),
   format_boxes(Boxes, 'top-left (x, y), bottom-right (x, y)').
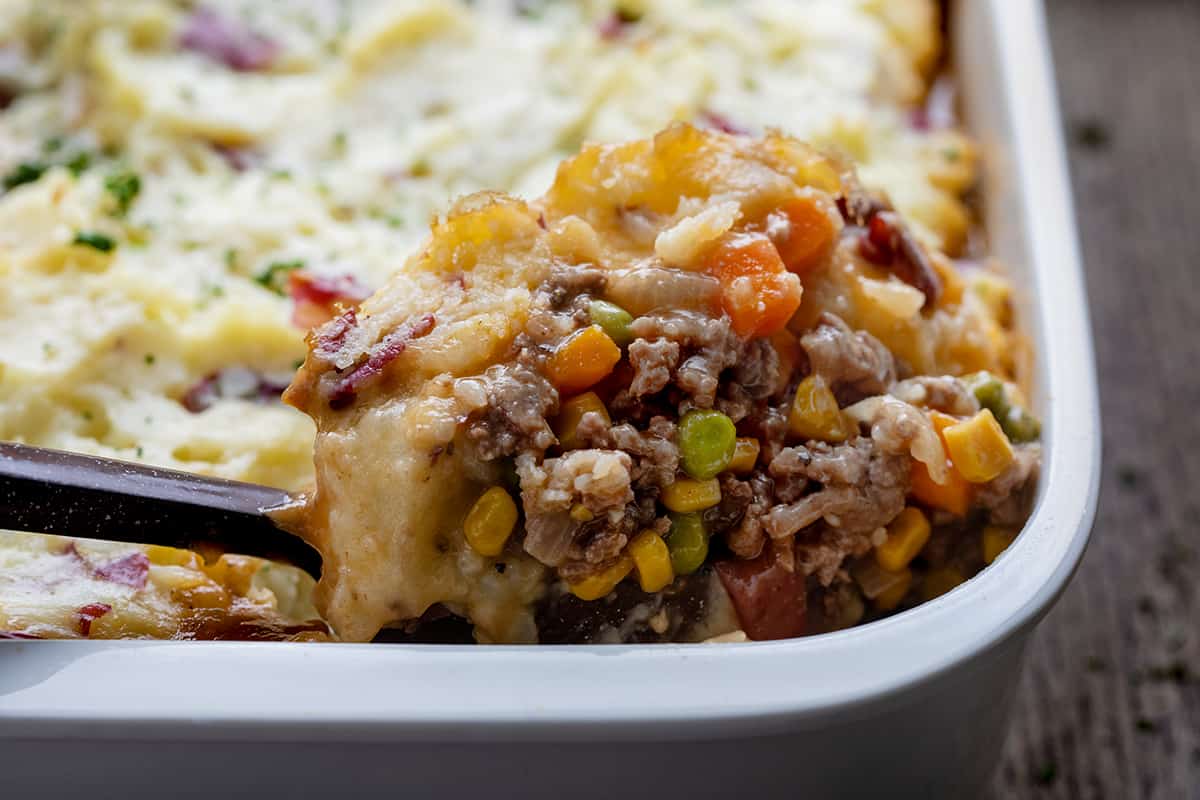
top-left (990, 1), bottom-right (1200, 797)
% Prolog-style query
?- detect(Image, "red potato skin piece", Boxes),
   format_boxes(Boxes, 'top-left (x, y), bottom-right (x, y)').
top-left (94, 552), bottom-right (150, 589)
top-left (714, 552), bottom-right (807, 641)
top-left (179, 8), bottom-right (278, 72)
top-left (77, 603), bottom-right (112, 637)
top-left (858, 212), bottom-right (942, 308)
top-left (327, 313), bottom-right (436, 409)
top-left (288, 271), bottom-right (373, 330)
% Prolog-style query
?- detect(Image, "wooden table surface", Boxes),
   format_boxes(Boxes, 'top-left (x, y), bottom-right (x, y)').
top-left (989, 1), bottom-right (1200, 797)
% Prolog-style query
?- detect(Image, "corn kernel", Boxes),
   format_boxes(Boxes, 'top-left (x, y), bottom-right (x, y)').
top-left (873, 568), bottom-right (913, 611)
top-left (569, 503), bottom-right (594, 523)
top-left (789, 375), bottom-right (850, 442)
top-left (942, 409), bottom-right (1015, 483)
top-left (876, 507), bottom-right (932, 572)
top-left (629, 530), bottom-right (674, 593)
top-left (554, 391), bottom-right (610, 450)
top-left (463, 486), bottom-right (518, 557)
top-left (568, 555), bottom-right (634, 601)
top-left (982, 525), bottom-right (1017, 564)
top-left (661, 477), bottom-right (721, 512)
top-left (727, 437), bottom-right (761, 473)
top-left (920, 567), bottom-right (965, 601)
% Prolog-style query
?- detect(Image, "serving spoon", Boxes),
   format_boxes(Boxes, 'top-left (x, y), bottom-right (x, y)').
top-left (0, 441), bottom-right (321, 578)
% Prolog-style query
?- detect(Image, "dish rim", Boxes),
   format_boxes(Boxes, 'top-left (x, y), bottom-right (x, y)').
top-left (0, 0), bottom-right (1098, 742)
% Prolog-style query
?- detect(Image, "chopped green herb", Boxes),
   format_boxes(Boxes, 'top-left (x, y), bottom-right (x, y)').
top-left (292, 358), bottom-right (305, 370)
top-left (144, 353), bottom-right (156, 365)
top-left (42, 341), bottom-right (57, 358)
top-left (224, 248), bottom-right (239, 270)
top-left (42, 136), bottom-right (63, 153)
top-left (269, 169), bottom-right (293, 181)
top-left (72, 231), bottom-right (116, 252)
top-left (208, 283), bottom-right (226, 298)
top-left (136, 446), bottom-right (144, 458)
top-left (941, 147), bottom-right (961, 163)
top-left (255, 260), bottom-right (304, 294)
top-left (331, 129), bottom-right (348, 156)
top-left (64, 151), bottom-right (91, 175)
top-left (104, 170), bottom-right (141, 216)
top-left (3, 162), bottom-right (47, 191)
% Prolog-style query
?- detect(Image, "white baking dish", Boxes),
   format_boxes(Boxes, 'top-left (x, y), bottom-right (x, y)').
top-left (0, 0), bottom-right (1097, 795)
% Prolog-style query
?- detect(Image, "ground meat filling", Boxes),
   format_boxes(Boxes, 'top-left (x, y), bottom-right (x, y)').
top-left (466, 362), bottom-right (558, 460)
top-left (801, 312), bottom-right (896, 403)
top-left (453, 254), bottom-right (1037, 640)
top-left (628, 310), bottom-right (743, 409)
top-left (763, 441), bottom-right (909, 554)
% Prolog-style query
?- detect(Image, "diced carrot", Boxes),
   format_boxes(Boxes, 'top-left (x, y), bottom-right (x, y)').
top-left (547, 325), bottom-right (621, 394)
top-left (706, 232), bottom-right (803, 338)
top-left (928, 410), bottom-right (960, 439)
top-left (910, 458), bottom-right (972, 517)
top-left (775, 196), bottom-right (837, 274)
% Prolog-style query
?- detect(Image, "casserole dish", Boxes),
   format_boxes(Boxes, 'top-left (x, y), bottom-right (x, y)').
top-left (0, 0), bottom-right (1098, 796)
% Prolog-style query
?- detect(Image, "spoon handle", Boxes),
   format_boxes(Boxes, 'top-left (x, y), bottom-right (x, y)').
top-left (0, 442), bottom-right (320, 577)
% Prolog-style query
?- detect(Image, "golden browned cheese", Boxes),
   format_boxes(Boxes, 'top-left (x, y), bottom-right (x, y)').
top-left (285, 124), bottom-right (1014, 643)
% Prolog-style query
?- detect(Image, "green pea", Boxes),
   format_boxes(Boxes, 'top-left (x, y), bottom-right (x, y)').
top-left (587, 299), bottom-right (634, 346)
top-left (1001, 406), bottom-right (1041, 443)
top-left (678, 409), bottom-right (737, 479)
top-left (963, 371), bottom-right (1010, 419)
top-left (666, 513), bottom-right (708, 575)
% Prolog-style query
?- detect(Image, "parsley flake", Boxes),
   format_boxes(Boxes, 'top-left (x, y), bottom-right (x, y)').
top-left (255, 260), bottom-right (304, 294)
top-left (73, 231), bottom-right (116, 252)
top-left (104, 170), bottom-right (142, 216)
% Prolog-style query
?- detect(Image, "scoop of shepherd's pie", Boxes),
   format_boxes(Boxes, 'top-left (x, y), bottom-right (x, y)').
top-left (284, 124), bottom-right (1037, 644)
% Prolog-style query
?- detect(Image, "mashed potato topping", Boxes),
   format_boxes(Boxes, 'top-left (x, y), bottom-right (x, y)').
top-left (0, 1), bottom-right (1006, 641)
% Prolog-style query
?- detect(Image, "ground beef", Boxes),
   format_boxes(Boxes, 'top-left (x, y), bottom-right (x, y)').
top-left (628, 338), bottom-right (679, 396)
top-left (731, 338), bottom-right (784, 401)
top-left (607, 417), bottom-right (679, 490)
top-left (977, 443), bottom-right (1041, 526)
top-left (794, 524), bottom-right (879, 586)
top-left (703, 473), bottom-right (753, 536)
top-left (717, 338), bottom-right (786, 422)
top-left (723, 472), bottom-right (775, 560)
top-left (629, 310), bottom-right (742, 408)
top-left (741, 404), bottom-right (791, 463)
top-left (892, 376), bottom-right (980, 415)
top-left (761, 439), bottom-right (909, 549)
top-left (543, 265), bottom-right (607, 309)
top-left (769, 439), bottom-right (874, 504)
top-left (517, 450), bottom-right (634, 567)
top-left (560, 497), bottom-right (667, 581)
top-left (800, 313), bottom-right (895, 403)
top-left (466, 362), bottom-right (558, 460)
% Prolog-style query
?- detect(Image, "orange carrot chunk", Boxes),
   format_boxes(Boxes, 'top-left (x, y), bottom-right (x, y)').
top-left (775, 196), bottom-right (837, 274)
top-left (547, 325), bottom-right (621, 394)
top-left (706, 232), bottom-right (803, 338)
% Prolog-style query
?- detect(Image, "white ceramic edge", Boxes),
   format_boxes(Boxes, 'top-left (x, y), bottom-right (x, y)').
top-left (0, 0), bottom-right (1099, 743)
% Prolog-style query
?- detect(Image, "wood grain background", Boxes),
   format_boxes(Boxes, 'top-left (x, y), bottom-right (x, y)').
top-left (989, 1), bottom-right (1200, 797)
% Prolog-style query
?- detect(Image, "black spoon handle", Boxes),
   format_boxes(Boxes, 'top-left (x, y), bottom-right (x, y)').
top-left (0, 442), bottom-right (321, 578)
